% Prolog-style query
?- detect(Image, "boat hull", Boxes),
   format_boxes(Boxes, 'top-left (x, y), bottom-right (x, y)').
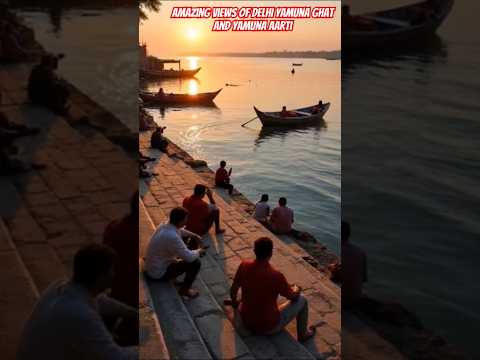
top-left (254, 103), bottom-right (330, 127)
top-left (343, 0), bottom-right (454, 52)
top-left (140, 89), bottom-right (222, 106)
top-left (140, 67), bottom-right (201, 79)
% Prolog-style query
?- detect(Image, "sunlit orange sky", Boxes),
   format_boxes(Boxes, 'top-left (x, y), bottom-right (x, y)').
top-left (140, 1), bottom-right (340, 57)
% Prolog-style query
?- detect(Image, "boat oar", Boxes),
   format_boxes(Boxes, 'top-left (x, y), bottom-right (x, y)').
top-left (241, 116), bottom-right (258, 127)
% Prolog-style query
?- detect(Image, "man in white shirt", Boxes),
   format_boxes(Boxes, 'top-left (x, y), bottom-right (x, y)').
top-left (253, 193), bottom-right (270, 225)
top-left (145, 207), bottom-right (206, 299)
top-left (17, 244), bottom-right (138, 360)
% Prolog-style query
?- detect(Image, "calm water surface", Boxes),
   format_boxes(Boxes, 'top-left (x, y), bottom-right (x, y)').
top-left (20, 8), bottom-right (138, 131)
top-left (143, 56), bottom-right (341, 253)
top-left (343, 1), bottom-right (480, 356)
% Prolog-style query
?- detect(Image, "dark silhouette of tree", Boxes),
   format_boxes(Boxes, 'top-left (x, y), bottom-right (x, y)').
top-left (140, 0), bottom-right (160, 21)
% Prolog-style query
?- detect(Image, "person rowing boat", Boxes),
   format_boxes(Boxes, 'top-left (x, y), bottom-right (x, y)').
top-left (280, 106), bottom-right (297, 118)
top-left (311, 101), bottom-right (324, 114)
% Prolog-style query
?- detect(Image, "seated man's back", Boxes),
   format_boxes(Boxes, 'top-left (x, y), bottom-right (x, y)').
top-left (342, 242), bottom-right (367, 306)
top-left (17, 280), bottom-right (136, 360)
top-left (234, 259), bottom-right (294, 334)
top-left (183, 194), bottom-right (209, 235)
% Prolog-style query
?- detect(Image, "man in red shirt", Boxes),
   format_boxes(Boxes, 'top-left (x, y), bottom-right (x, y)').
top-left (103, 191), bottom-right (138, 307)
top-left (228, 237), bottom-right (315, 341)
top-left (102, 191), bottom-right (139, 345)
top-left (183, 184), bottom-right (225, 237)
top-left (215, 160), bottom-right (234, 195)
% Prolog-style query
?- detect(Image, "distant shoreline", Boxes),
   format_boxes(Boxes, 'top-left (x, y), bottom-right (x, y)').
top-left (180, 51), bottom-right (341, 60)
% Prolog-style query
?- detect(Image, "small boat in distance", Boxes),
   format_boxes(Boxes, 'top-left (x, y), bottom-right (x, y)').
top-left (343, 0), bottom-right (454, 52)
top-left (253, 103), bottom-right (330, 127)
top-left (292, 63), bottom-right (303, 66)
top-left (140, 89), bottom-right (222, 106)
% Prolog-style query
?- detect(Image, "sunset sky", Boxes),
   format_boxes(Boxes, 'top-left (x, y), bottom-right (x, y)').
top-left (139, 1), bottom-right (340, 57)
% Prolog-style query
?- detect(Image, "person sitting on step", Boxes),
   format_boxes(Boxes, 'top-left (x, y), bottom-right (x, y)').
top-left (227, 237), bottom-right (316, 341)
top-left (103, 192), bottom-right (139, 339)
top-left (17, 244), bottom-right (138, 360)
top-left (28, 54), bottom-right (69, 115)
top-left (183, 184), bottom-right (226, 236)
top-left (150, 126), bottom-right (168, 153)
top-left (270, 197), bottom-right (294, 234)
top-left (145, 207), bottom-right (206, 299)
top-left (341, 221), bottom-right (368, 308)
top-left (215, 160), bottom-right (234, 195)
top-left (253, 193), bottom-right (270, 226)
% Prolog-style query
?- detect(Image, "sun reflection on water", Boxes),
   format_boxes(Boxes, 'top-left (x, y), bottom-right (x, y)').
top-left (187, 57), bottom-right (199, 70)
top-left (187, 79), bottom-right (198, 95)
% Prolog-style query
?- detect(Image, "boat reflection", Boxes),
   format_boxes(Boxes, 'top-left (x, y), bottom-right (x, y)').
top-left (254, 121), bottom-right (327, 148)
top-left (343, 33), bottom-right (448, 68)
top-left (140, 76), bottom-right (201, 88)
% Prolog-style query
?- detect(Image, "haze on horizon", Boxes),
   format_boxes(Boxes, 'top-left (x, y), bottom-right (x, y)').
top-left (139, 1), bottom-right (340, 58)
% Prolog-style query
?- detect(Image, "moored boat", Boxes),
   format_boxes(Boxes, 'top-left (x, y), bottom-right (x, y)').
top-left (140, 88), bottom-right (222, 106)
top-left (140, 67), bottom-right (201, 79)
top-left (253, 103), bottom-right (330, 127)
top-left (343, 0), bottom-right (454, 52)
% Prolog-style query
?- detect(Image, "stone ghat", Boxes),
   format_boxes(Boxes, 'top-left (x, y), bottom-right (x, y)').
top-left (0, 62), bottom-right (146, 359)
top-left (139, 132), bottom-right (411, 360)
top-left (164, 137), bottom-right (340, 276)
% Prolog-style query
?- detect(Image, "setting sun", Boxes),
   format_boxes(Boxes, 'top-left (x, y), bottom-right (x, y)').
top-left (186, 27), bottom-right (199, 40)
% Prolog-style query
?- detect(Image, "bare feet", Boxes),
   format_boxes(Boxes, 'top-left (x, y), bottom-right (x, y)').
top-left (179, 288), bottom-right (199, 299)
top-left (299, 326), bottom-right (316, 342)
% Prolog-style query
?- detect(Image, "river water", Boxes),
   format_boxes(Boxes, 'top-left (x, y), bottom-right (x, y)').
top-left (19, 7), bottom-right (341, 252)
top-left (19, 7), bottom-right (138, 132)
top-left (143, 56), bottom-right (341, 253)
top-left (343, 1), bottom-right (480, 357)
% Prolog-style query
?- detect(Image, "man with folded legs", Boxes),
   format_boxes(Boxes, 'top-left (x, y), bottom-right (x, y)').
top-left (183, 184), bottom-right (225, 238)
top-left (227, 237), bottom-right (316, 341)
top-left (145, 207), bottom-right (205, 299)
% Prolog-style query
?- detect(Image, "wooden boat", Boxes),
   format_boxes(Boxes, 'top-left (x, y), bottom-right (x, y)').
top-left (343, 0), bottom-right (454, 52)
top-left (253, 103), bottom-right (330, 127)
top-left (140, 89), bottom-right (222, 106)
top-left (140, 67), bottom-right (201, 79)
top-left (292, 63), bottom-right (303, 66)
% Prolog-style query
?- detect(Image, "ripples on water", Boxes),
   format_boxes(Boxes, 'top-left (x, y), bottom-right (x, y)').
top-left (343, 1), bottom-right (480, 356)
top-left (143, 57), bottom-right (341, 253)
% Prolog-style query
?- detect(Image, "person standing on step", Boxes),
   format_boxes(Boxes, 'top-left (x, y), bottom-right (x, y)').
top-left (215, 160), bottom-right (234, 195)
top-left (183, 184), bottom-right (226, 237)
top-left (227, 237), bottom-right (316, 342)
top-left (145, 207), bottom-right (206, 299)
top-left (17, 244), bottom-right (138, 360)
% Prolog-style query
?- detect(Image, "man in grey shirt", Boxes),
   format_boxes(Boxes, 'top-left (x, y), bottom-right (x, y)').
top-left (17, 244), bottom-right (138, 360)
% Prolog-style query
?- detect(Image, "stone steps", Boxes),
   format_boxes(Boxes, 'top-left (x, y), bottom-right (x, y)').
top-left (138, 136), bottom-right (341, 359)
top-left (0, 218), bottom-right (39, 360)
top-left (139, 272), bottom-right (170, 360)
top-left (144, 202), bottom-right (317, 360)
top-left (140, 156), bottom-right (333, 359)
top-left (140, 199), bottom-right (211, 360)
top-left (1, 63), bottom-right (137, 360)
